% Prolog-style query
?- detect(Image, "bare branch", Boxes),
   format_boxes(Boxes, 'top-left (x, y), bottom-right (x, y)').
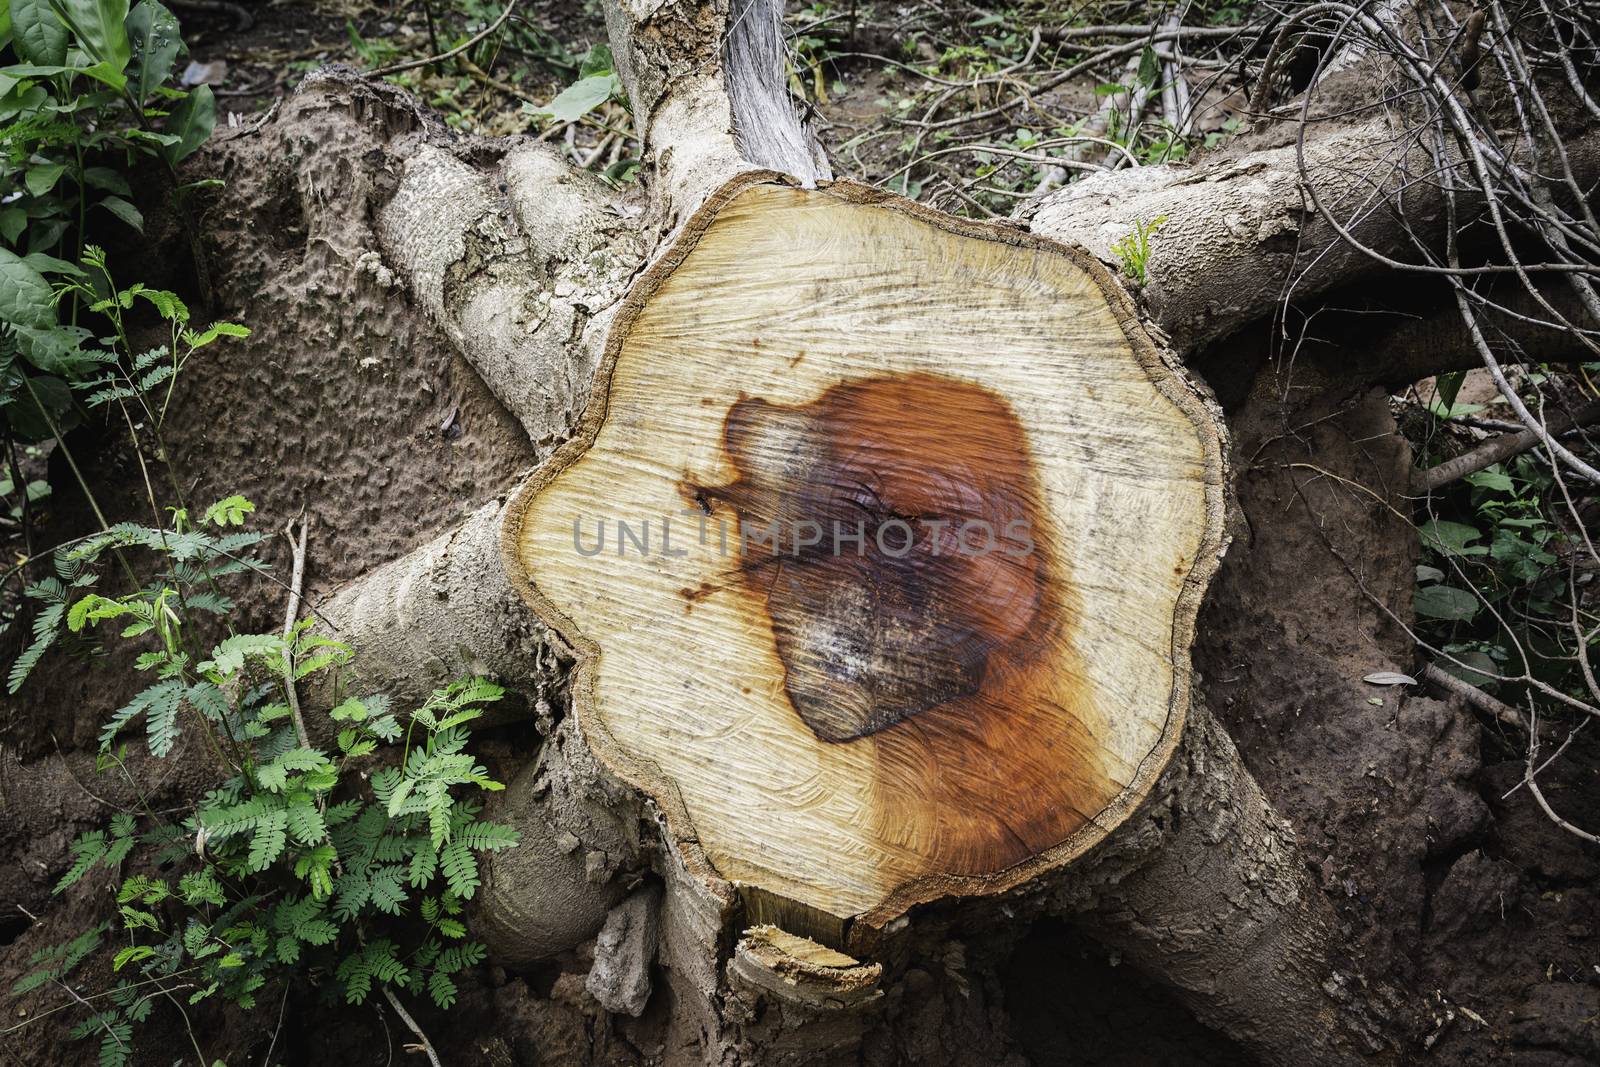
top-left (1417, 399), bottom-right (1600, 492)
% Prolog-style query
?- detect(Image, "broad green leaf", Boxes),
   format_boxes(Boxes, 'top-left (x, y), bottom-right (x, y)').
top-left (0, 84), bottom-right (49, 126)
top-left (1436, 650), bottom-right (1497, 688)
top-left (162, 82), bottom-right (212, 162)
top-left (125, 0), bottom-right (179, 105)
top-left (1435, 370), bottom-right (1467, 411)
top-left (1426, 395), bottom-right (1482, 419)
top-left (1414, 584), bottom-right (1479, 622)
top-left (0, 61), bottom-right (82, 76)
top-left (20, 251), bottom-right (85, 276)
top-left (1136, 44), bottom-right (1159, 89)
top-left (82, 165), bottom-right (130, 195)
top-left (13, 322), bottom-right (92, 375)
top-left (578, 42), bottom-right (614, 79)
top-left (0, 247), bottom-right (55, 328)
top-left (0, 0), bottom-right (13, 50)
top-left (76, 56), bottom-right (126, 90)
top-left (50, 0), bottom-right (131, 73)
top-left (24, 160), bottom-right (65, 196)
top-left (124, 126), bottom-right (179, 147)
top-left (0, 205), bottom-right (26, 243)
top-left (25, 216), bottom-right (65, 254)
top-left (530, 73), bottom-right (618, 124)
top-left (11, 0), bottom-right (67, 66)
top-left (4, 373), bottom-right (73, 439)
top-left (1464, 468), bottom-right (1513, 492)
top-left (96, 193), bottom-right (143, 232)
top-left (1418, 518), bottom-right (1486, 557)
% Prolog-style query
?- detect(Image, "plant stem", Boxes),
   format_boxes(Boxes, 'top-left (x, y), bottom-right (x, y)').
top-left (50, 978), bottom-right (128, 1056)
top-left (382, 986), bottom-right (443, 1067)
top-left (280, 516), bottom-right (313, 751)
top-left (5, 433), bottom-right (34, 562)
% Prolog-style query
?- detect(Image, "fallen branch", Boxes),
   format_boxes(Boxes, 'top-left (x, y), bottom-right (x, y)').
top-left (1158, 13), bottom-right (1193, 135)
top-left (1417, 398), bottom-right (1600, 492)
top-left (1251, 3), bottom-right (1351, 111)
top-left (368, 0), bottom-right (520, 78)
top-left (1039, 23), bottom-right (1245, 42)
top-left (1419, 662), bottom-right (1525, 732)
top-left (1029, 55), bottom-right (1155, 197)
top-left (1523, 720), bottom-right (1600, 845)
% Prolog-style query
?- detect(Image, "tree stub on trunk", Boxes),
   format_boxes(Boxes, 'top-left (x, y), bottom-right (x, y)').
top-left (504, 172), bottom-right (1227, 950)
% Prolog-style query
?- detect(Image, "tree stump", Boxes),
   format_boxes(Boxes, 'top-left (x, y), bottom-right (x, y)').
top-left (505, 173), bottom-right (1227, 949)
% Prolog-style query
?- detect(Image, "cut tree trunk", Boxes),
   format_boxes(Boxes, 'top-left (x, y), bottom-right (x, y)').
top-left (211, 2), bottom-right (1531, 1062)
top-left (505, 171), bottom-right (1226, 946)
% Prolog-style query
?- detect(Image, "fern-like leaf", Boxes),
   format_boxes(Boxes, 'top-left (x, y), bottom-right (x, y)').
top-left (246, 809), bottom-right (289, 872)
top-left (7, 597), bottom-right (65, 694)
top-left (439, 840), bottom-right (480, 899)
top-left (436, 941), bottom-right (486, 974)
top-left (55, 832), bottom-right (108, 893)
top-left (369, 866), bottom-right (407, 915)
top-left (144, 681), bottom-right (185, 757)
top-left (285, 795), bottom-right (328, 845)
top-left (428, 972), bottom-right (458, 1010)
top-left (408, 839), bottom-right (437, 888)
top-left (95, 1020), bottom-right (133, 1067)
top-left (457, 821), bottom-right (521, 852)
top-left (98, 680), bottom-right (183, 753)
top-left (333, 873), bottom-right (371, 922)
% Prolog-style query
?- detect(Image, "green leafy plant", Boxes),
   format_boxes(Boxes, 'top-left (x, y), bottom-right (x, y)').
top-left (525, 43), bottom-right (620, 126)
top-left (3, 242), bottom-right (249, 697)
top-left (1111, 215), bottom-right (1167, 285)
top-left (1, 0), bottom-right (216, 513)
top-left (1408, 368), bottom-right (1596, 700)
top-left (1414, 451), bottom-right (1565, 687)
top-left (0, 6), bottom-right (523, 1062)
top-left (8, 498), bottom-right (520, 1064)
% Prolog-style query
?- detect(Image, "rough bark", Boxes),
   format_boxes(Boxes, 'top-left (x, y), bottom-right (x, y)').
top-left (1048, 706), bottom-right (1405, 1066)
top-left (602, 0), bottom-right (828, 216)
top-left (375, 137), bottom-right (644, 449)
top-left (474, 715), bottom-right (644, 966)
top-left (1025, 117), bottom-right (1600, 357)
top-left (11, 4), bottom-right (1596, 1061)
top-left (315, 498), bottom-right (555, 709)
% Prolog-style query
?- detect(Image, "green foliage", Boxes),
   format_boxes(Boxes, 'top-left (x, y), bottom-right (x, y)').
top-left (1111, 215), bottom-right (1167, 285)
top-left (8, 497), bottom-right (519, 1058)
top-left (332, 0), bottom-right (632, 176)
top-left (11, 922), bottom-right (109, 995)
top-left (525, 44), bottom-right (619, 125)
top-left (1410, 373), bottom-right (1593, 697)
top-left (1, 0), bottom-right (215, 506)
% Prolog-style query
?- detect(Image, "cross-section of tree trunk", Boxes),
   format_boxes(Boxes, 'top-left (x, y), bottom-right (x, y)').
top-left (505, 171), bottom-right (1226, 946)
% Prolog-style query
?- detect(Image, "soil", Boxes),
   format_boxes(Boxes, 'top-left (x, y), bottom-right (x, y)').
top-left (1, 3), bottom-right (1597, 1066)
top-left (1196, 354), bottom-right (1600, 1065)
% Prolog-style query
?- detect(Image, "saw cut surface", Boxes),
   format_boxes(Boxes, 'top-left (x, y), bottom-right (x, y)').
top-left (509, 177), bottom-right (1223, 931)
